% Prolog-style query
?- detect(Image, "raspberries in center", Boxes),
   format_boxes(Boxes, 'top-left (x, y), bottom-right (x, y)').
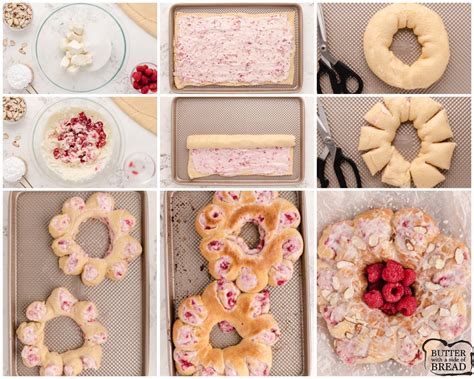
top-left (362, 260), bottom-right (417, 316)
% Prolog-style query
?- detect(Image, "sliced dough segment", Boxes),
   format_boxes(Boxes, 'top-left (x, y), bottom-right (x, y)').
top-left (362, 144), bottom-right (394, 176)
top-left (409, 97), bottom-right (443, 129)
top-left (383, 97), bottom-right (410, 123)
top-left (364, 103), bottom-right (400, 133)
top-left (381, 149), bottom-right (411, 187)
top-left (420, 142), bottom-right (456, 170)
top-left (417, 109), bottom-right (453, 143)
top-left (358, 126), bottom-right (394, 151)
top-left (410, 158), bottom-right (445, 188)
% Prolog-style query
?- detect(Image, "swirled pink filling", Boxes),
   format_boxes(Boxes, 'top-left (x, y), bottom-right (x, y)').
top-left (250, 290), bottom-right (270, 317)
top-left (282, 237), bottom-right (302, 259)
top-left (218, 320), bottom-right (236, 333)
top-left (26, 302), bottom-right (47, 321)
top-left (21, 346), bottom-right (40, 366)
top-left (190, 147), bottom-right (292, 176)
top-left (59, 290), bottom-right (76, 312)
top-left (174, 14), bottom-right (293, 85)
top-left (83, 264), bottom-right (99, 281)
top-left (81, 355), bottom-right (97, 369)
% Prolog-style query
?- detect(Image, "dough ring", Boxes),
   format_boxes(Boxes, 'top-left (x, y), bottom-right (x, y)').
top-left (16, 287), bottom-right (107, 376)
top-left (358, 97), bottom-right (455, 188)
top-left (364, 3), bottom-right (450, 89)
top-left (317, 208), bottom-right (470, 365)
top-left (172, 280), bottom-right (280, 375)
top-left (49, 193), bottom-right (143, 286)
top-left (195, 191), bottom-right (304, 293)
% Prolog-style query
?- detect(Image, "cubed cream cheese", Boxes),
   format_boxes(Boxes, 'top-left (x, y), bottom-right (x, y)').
top-left (66, 40), bottom-right (84, 54)
top-left (71, 53), bottom-right (93, 66)
top-left (60, 55), bottom-right (71, 69)
top-left (67, 65), bottom-right (80, 73)
top-left (69, 22), bottom-right (84, 36)
top-left (66, 31), bottom-right (82, 42)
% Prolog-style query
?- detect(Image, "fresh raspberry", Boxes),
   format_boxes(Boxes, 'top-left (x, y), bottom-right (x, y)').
top-left (382, 260), bottom-right (404, 283)
top-left (362, 290), bottom-right (384, 309)
top-left (132, 71), bottom-right (142, 81)
top-left (381, 302), bottom-right (397, 316)
top-left (140, 86), bottom-right (149, 94)
top-left (366, 263), bottom-right (384, 283)
top-left (403, 286), bottom-right (412, 296)
top-left (402, 268), bottom-right (416, 286)
top-left (382, 282), bottom-right (404, 303)
top-left (132, 81), bottom-right (141, 90)
top-left (397, 296), bottom-right (417, 316)
top-left (144, 68), bottom-right (153, 77)
top-left (150, 83), bottom-right (157, 92)
top-left (151, 71), bottom-right (158, 82)
top-left (140, 76), bottom-right (149, 85)
top-left (136, 65), bottom-right (146, 72)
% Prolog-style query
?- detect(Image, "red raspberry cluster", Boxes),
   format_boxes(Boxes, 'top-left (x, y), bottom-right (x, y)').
top-left (131, 64), bottom-right (157, 94)
top-left (362, 260), bottom-right (417, 316)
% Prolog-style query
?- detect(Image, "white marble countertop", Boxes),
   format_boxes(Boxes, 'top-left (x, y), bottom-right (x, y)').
top-left (159, 191), bottom-right (315, 375)
top-left (160, 95), bottom-right (315, 188)
top-left (3, 96), bottom-right (157, 188)
top-left (3, 3), bottom-right (157, 94)
top-left (3, 190), bottom-right (158, 376)
top-left (159, 2), bottom-right (315, 94)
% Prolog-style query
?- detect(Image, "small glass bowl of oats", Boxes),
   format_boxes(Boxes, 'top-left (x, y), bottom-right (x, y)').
top-left (3, 96), bottom-right (27, 124)
top-left (3, 3), bottom-right (33, 31)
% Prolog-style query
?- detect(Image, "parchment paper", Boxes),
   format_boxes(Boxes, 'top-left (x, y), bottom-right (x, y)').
top-left (317, 190), bottom-right (471, 376)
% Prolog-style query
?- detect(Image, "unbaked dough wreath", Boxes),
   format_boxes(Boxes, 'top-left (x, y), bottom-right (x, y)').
top-left (358, 97), bottom-right (455, 188)
top-left (172, 280), bottom-right (280, 375)
top-left (364, 3), bottom-right (450, 90)
top-left (16, 288), bottom-right (107, 376)
top-left (48, 193), bottom-right (143, 286)
top-left (195, 191), bottom-right (304, 293)
top-left (317, 208), bottom-right (470, 366)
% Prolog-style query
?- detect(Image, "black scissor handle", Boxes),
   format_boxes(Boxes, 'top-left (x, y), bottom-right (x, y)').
top-left (317, 59), bottom-right (341, 94)
top-left (333, 61), bottom-right (364, 94)
top-left (334, 148), bottom-right (362, 188)
top-left (317, 157), bottom-right (330, 188)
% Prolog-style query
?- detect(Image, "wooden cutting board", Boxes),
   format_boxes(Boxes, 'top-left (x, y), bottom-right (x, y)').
top-left (118, 3), bottom-right (157, 38)
top-left (113, 97), bottom-right (157, 134)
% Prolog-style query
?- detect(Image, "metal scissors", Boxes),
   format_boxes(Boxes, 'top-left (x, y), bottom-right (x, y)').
top-left (317, 4), bottom-right (364, 94)
top-left (317, 99), bottom-right (362, 188)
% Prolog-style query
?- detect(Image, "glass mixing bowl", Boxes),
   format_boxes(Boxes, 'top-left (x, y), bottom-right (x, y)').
top-left (32, 98), bottom-right (124, 187)
top-left (35, 3), bottom-right (127, 92)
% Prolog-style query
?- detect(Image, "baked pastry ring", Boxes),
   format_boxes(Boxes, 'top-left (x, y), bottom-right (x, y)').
top-left (172, 280), bottom-right (280, 375)
top-left (318, 208), bottom-right (470, 365)
top-left (48, 193), bottom-right (142, 286)
top-left (359, 97), bottom-right (455, 188)
top-left (195, 191), bottom-right (304, 293)
top-left (16, 288), bottom-right (107, 376)
top-left (364, 3), bottom-right (450, 89)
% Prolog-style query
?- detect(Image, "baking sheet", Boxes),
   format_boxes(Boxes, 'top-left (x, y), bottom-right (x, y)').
top-left (172, 97), bottom-right (305, 185)
top-left (317, 3), bottom-right (471, 94)
top-left (317, 190), bottom-right (471, 376)
top-left (169, 3), bottom-right (302, 93)
top-left (8, 191), bottom-right (149, 376)
top-left (165, 191), bottom-right (310, 376)
top-left (317, 96), bottom-right (471, 188)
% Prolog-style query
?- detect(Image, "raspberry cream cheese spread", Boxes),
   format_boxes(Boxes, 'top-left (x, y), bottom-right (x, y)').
top-left (173, 280), bottom-right (280, 375)
top-left (16, 288), bottom-right (107, 376)
top-left (318, 208), bottom-right (470, 366)
top-left (41, 108), bottom-right (113, 183)
top-left (173, 12), bottom-right (295, 89)
top-left (196, 191), bottom-right (304, 293)
top-left (49, 193), bottom-right (142, 286)
top-left (187, 135), bottom-right (295, 179)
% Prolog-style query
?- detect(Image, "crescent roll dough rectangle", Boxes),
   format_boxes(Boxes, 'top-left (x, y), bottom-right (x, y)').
top-left (173, 11), bottom-right (296, 89)
top-left (186, 134), bottom-right (295, 179)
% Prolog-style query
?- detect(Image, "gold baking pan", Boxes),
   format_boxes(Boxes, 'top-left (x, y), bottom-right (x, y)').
top-left (172, 97), bottom-right (305, 185)
top-left (7, 191), bottom-right (149, 376)
top-left (169, 3), bottom-right (303, 93)
top-left (164, 191), bottom-right (311, 376)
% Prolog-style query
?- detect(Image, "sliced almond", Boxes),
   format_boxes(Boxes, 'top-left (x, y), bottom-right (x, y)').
top-left (414, 226), bottom-right (427, 234)
top-left (428, 320), bottom-right (439, 330)
top-left (397, 328), bottom-right (407, 338)
top-left (405, 240), bottom-right (414, 251)
top-left (426, 243), bottom-right (435, 253)
top-left (418, 326), bottom-right (430, 337)
top-left (368, 234), bottom-right (378, 247)
top-left (331, 276), bottom-right (340, 290)
top-left (351, 236), bottom-right (366, 250)
top-left (439, 308), bottom-right (450, 317)
top-left (328, 293), bottom-right (339, 306)
top-left (425, 282), bottom-right (441, 292)
top-left (344, 316), bottom-right (357, 324)
top-left (450, 304), bottom-right (458, 317)
top-left (435, 259), bottom-right (445, 270)
top-left (321, 289), bottom-right (331, 299)
top-left (337, 261), bottom-right (354, 269)
top-left (343, 287), bottom-right (354, 300)
top-left (385, 327), bottom-right (395, 337)
top-left (345, 332), bottom-right (353, 339)
top-left (422, 304), bottom-right (439, 318)
top-left (370, 328), bottom-right (378, 338)
top-left (455, 248), bottom-right (464, 264)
